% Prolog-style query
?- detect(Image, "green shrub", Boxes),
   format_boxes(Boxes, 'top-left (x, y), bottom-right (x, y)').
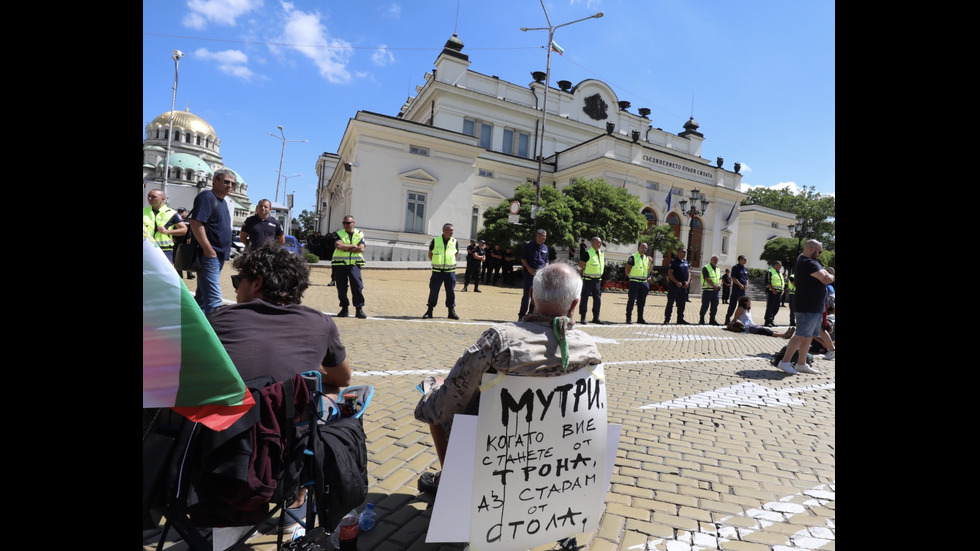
top-left (303, 252), bottom-right (320, 264)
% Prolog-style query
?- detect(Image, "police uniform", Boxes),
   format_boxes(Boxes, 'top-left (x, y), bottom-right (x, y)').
top-left (332, 227), bottom-right (366, 316)
top-left (426, 234), bottom-right (458, 317)
top-left (764, 266), bottom-right (784, 326)
top-left (625, 251), bottom-right (651, 324)
top-left (698, 262), bottom-right (721, 325)
top-left (579, 247), bottom-right (605, 323)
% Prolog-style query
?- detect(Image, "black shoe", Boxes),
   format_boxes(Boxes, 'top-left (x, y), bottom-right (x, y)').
top-left (327, 281), bottom-right (336, 286)
top-left (187, 274), bottom-right (196, 280)
top-left (626, 317), bottom-right (632, 324)
top-left (423, 308), bottom-right (434, 319)
top-left (677, 320), bottom-right (690, 325)
top-left (337, 307), bottom-right (349, 318)
top-left (580, 317), bottom-right (587, 325)
top-left (448, 308), bottom-right (459, 320)
top-left (591, 318), bottom-right (602, 325)
top-left (637, 318), bottom-right (648, 324)
top-left (709, 320), bottom-right (720, 326)
top-left (461, 287), bottom-right (468, 292)
top-left (355, 307), bottom-right (367, 319)
top-left (474, 289), bottom-right (481, 293)
top-left (699, 319), bottom-right (705, 325)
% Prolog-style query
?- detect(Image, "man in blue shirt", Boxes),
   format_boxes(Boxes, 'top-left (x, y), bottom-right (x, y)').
top-left (724, 255), bottom-right (749, 326)
top-left (663, 248), bottom-right (691, 324)
top-left (518, 229), bottom-right (549, 319)
top-left (189, 169), bottom-right (235, 316)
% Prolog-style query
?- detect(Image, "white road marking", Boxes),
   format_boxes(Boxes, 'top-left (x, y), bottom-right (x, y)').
top-left (627, 482), bottom-right (835, 550)
top-left (639, 381), bottom-right (835, 409)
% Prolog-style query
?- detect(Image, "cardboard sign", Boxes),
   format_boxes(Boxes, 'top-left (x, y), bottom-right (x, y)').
top-left (469, 367), bottom-right (607, 550)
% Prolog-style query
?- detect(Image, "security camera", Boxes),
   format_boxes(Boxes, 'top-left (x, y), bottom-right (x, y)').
top-left (173, 49), bottom-right (185, 60)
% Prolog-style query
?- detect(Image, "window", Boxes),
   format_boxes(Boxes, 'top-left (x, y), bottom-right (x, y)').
top-left (641, 207), bottom-right (658, 231)
top-left (464, 118), bottom-right (492, 149)
top-left (721, 236), bottom-right (728, 255)
top-left (471, 207), bottom-right (479, 238)
top-left (502, 128), bottom-right (531, 157)
top-left (406, 192), bottom-right (426, 233)
top-left (478, 169), bottom-right (494, 178)
top-left (410, 145), bottom-right (429, 156)
top-left (645, 181), bottom-right (659, 191)
top-left (771, 222), bottom-right (779, 228)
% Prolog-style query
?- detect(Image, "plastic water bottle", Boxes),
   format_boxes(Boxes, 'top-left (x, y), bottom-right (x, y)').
top-left (337, 509), bottom-right (359, 550)
top-left (358, 503), bottom-right (376, 531)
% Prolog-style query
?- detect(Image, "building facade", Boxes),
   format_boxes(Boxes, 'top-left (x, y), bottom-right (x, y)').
top-left (315, 34), bottom-right (795, 271)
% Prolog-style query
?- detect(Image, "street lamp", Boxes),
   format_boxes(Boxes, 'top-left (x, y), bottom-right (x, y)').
top-left (162, 49), bottom-right (184, 196)
top-left (521, 1), bottom-right (603, 219)
top-left (678, 188), bottom-right (709, 265)
top-left (268, 125), bottom-right (308, 205)
top-left (787, 215), bottom-right (811, 268)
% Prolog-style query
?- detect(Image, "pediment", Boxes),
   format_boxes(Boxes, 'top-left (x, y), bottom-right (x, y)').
top-left (398, 168), bottom-right (438, 186)
top-left (473, 185), bottom-right (508, 201)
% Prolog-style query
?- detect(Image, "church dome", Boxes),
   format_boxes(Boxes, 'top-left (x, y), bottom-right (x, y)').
top-left (158, 152), bottom-right (213, 173)
top-left (146, 109), bottom-right (217, 141)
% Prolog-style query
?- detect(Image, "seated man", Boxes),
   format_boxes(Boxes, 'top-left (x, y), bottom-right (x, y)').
top-left (413, 262), bottom-right (603, 493)
top-left (207, 242), bottom-right (352, 524)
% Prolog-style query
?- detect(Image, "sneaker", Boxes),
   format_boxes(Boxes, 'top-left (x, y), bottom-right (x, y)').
top-left (795, 363), bottom-right (819, 374)
top-left (418, 471), bottom-right (440, 494)
top-left (823, 350), bottom-right (835, 360)
top-left (776, 361), bottom-right (798, 375)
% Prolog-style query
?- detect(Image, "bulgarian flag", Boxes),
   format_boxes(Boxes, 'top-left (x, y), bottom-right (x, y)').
top-left (550, 40), bottom-right (564, 56)
top-left (143, 231), bottom-right (254, 431)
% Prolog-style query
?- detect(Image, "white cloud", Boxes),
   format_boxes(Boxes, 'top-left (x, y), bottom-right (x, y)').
top-left (193, 48), bottom-right (254, 80)
top-left (382, 3), bottom-right (401, 18)
top-left (278, 3), bottom-right (353, 84)
top-left (183, 0), bottom-right (263, 29)
top-left (372, 45), bottom-right (395, 66)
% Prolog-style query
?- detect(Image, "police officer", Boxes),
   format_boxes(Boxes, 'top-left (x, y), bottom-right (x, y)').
top-left (664, 249), bottom-right (691, 325)
top-left (144, 188), bottom-right (187, 265)
top-left (764, 260), bottom-right (784, 327)
top-left (699, 255), bottom-right (722, 325)
top-left (625, 242), bottom-right (652, 324)
top-left (424, 223), bottom-right (459, 320)
top-left (332, 215), bottom-right (367, 318)
top-left (579, 237), bottom-right (605, 324)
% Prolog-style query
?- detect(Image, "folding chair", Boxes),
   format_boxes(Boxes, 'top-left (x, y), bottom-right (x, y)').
top-left (143, 372), bottom-right (373, 551)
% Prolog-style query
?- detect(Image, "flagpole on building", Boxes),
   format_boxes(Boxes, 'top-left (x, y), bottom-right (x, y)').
top-left (521, 3), bottom-right (603, 219)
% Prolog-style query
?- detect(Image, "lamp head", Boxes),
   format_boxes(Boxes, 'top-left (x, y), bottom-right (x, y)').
top-left (594, 12), bottom-right (604, 18)
top-left (172, 49), bottom-right (184, 60)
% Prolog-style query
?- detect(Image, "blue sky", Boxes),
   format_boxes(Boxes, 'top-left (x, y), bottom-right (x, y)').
top-left (143, 0), bottom-right (835, 216)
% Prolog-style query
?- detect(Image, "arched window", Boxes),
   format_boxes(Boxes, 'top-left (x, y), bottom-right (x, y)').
top-left (641, 207), bottom-right (658, 230)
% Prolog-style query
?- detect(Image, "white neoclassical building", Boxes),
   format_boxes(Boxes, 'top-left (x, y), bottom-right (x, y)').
top-left (315, 34), bottom-right (794, 270)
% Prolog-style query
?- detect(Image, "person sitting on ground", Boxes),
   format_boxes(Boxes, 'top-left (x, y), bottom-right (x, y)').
top-left (413, 261), bottom-right (602, 494)
top-left (725, 296), bottom-right (795, 339)
top-left (207, 243), bottom-right (352, 523)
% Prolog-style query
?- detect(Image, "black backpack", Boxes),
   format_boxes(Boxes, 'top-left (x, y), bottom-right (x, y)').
top-left (771, 345), bottom-right (813, 367)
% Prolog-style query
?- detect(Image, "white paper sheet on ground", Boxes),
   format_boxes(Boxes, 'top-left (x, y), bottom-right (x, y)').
top-left (427, 415), bottom-right (621, 543)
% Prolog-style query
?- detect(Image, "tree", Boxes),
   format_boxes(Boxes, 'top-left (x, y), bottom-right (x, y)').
top-left (563, 178), bottom-right (647, 245)
top-left (742, 185), bottom-right (835, 250)
top-left (760, 237), bottom-right (798, 267)
top-left (479, 183), bottom-right (575, 249)
top-left (293, 209), bottom-right (317, 241)
top-left (643, 224), bottom-right (685, 261)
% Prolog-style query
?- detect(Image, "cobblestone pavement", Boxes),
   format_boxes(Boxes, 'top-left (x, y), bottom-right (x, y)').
top-left (147, 264), bottom-right (834, 551)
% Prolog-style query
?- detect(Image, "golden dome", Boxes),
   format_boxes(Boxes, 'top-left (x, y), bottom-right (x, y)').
top-left (147, 109), bottom-right (217, 140)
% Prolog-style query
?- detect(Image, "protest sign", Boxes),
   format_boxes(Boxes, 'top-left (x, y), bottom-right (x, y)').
top-left (470, 367), bottom-right (607, 550)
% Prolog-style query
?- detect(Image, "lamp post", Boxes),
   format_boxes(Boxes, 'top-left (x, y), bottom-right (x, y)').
top-left (268, 125), bottom-right (308, 205)
top-left (162, 49), bottom-right (184, 196)
top-left (276, 172), bottom-right (301, 236)
top-left (787, 214), bottom-right (811, 272)
top-left (678, 188), bottom-right (709, 266)
top-left (521, 2), bottom-right (603, 219)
